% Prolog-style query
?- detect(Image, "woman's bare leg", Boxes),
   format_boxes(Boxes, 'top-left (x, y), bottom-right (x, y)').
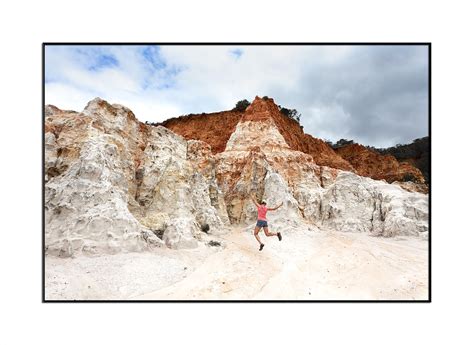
top-left (254, 226), bottom-right (263, 245)
top-left (263, 227), bottom-right (277, 237)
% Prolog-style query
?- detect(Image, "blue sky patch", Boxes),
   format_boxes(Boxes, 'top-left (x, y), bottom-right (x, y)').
top-left (141, 46), bottom-right (185, 90)
top-left (142, 46), bottom-right (167, 70)
top-left (87, 53), bottom-right (119, 71)
top-left (230, 48), bottom-right (244, 59)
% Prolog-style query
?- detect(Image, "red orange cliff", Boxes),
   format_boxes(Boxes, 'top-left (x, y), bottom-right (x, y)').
top-left (157, 96), bottom-right (426, 192)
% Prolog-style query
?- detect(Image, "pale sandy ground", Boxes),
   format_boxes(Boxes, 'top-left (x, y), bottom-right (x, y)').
top-left (45, 225), bottom-right (428, 300)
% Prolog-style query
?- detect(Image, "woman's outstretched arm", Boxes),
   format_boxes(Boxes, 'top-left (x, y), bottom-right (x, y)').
top-left (250, 194), bottom-right (259, 207)
top-left (268, 202), bottom-right (283, 211)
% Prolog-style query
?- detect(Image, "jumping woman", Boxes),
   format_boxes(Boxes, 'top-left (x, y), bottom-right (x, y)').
top-left (251, 195), bottom-right (283, 251)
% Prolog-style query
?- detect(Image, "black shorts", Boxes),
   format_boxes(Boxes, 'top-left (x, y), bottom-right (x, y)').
top-left (256, 220), bottom-right (268, 228)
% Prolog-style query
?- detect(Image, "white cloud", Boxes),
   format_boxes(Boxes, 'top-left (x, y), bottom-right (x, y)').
top-left (45, 45), bottom-right (428, 147)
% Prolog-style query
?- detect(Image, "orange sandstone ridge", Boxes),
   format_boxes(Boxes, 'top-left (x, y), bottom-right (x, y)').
top-left (159, 96), bottom-right (426, 191)
top-left (335, 143), bottom-right (425, 183)
top-left (160, 96), bottom-right (353, 171)
top-left (160, 110), bottom-right (242, 154)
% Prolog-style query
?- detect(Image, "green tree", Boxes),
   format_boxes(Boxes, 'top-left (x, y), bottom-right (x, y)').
top-left (278, 105), bottom-right (301, 123)
top-left (234, 99), bottom-right (250, 112)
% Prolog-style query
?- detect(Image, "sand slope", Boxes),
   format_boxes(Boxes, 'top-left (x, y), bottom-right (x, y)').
top-left (46, 225), bottom-right (428, 300)
top-left (132, 226), bottom-right (428, 300)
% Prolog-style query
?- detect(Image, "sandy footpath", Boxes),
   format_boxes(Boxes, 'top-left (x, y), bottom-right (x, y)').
top-left (45, 226), bottom-right (428, 300)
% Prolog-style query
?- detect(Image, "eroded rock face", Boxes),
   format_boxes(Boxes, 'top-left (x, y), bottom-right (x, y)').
top-left (160, 96), bottom-right (428, 191)
top-left (335, 143), bottom-right (426, 191)
top-left (161, 96), bottom-right (354, 171)
top-left (44, 96), bottom-right (429, 257)
top-left (45, 100), bottom-right (159, 257)
top-left (159, 110), bottom-right (243, 154)
top-left (314, 172), bottom-right (428, 236)
top-left (45, 98), bottom-right (227, 256)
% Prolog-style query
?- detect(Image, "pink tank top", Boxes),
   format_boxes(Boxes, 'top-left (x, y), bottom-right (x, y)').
top-left (257, 205), bottom-right (268, 221)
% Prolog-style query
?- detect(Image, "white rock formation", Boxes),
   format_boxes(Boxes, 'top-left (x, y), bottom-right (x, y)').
top-left (315, 171), bottom-right (428, 236)
top-left (45, 98), bottom-right (227, 256)
top-left (44, 98), bottom-right (429, 257)
top-left (45, 130), bottom-right (159, 257)
top-left (225, 119), bottom-right (291, 152)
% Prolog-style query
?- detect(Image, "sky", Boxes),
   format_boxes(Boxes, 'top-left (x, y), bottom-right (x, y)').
top-left (45, 45), bottom-right (429, 148)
